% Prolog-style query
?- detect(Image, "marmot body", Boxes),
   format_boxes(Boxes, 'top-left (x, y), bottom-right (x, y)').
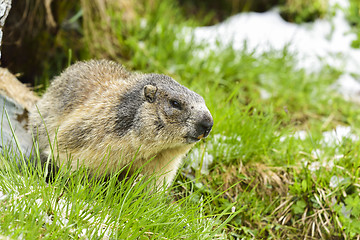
top-left (29, 60), bottom-right (213, 187)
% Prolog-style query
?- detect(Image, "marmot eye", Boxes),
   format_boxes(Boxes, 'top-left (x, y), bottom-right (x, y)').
top-left (170, 100), bottom-right (182, 110)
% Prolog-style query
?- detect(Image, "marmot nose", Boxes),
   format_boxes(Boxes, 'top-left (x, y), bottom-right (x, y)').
top-left (196, 115), bottom-right (213, 139)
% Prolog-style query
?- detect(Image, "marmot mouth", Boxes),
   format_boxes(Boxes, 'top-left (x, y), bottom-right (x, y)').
top-left (186, 136), bottom-right (201, 143)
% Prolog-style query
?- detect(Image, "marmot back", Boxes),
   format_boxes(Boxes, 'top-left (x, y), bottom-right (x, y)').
top-left (29, 59), bottom-right (213, 187)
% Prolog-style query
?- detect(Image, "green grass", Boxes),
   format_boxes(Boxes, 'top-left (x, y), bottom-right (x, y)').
top-left (4, 0), bottom-right (360, 238)
top-left (0, 142), bottom-right (234, 239)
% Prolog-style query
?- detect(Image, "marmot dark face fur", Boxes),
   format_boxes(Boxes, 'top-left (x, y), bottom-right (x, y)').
top-left (29, 59), bottom-right (213, 187)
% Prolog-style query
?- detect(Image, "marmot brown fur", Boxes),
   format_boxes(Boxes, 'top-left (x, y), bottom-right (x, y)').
top-left (29, 59), bottom-right (213, 187)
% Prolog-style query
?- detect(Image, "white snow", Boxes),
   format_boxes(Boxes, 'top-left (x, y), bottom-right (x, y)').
top-left (188, 148), bottom-right (214, 174)
top-left (322, 125), bottom-right (359, 145)
top-left (287, 125), bottom-right (358, 145)
top-left (190, 1), bottom-right (360, 170)
top-left (0, 190), bottom-right (7, 200)
top-left (193, 0), bottom-right (360, 101)
top-left (330, 175), bottom-right (345, 188)
top-left (333, 73), bottom-right (360, 103)
top-left (187, 134), bottom-right (242, 174)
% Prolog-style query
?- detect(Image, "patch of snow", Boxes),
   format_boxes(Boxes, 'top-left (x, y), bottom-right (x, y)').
top-left (188, 148), bottom-right (214, 174)
top-left (193, 0), bottom-right (360, 101)
top-left (330, 175), bottom-right (345, 188)
top-left (140, 18), bottom-right (147, 28)
top-left (280, 130), bottom-right (307, 142)
top-left (341, 203), bottom-right (351, 218)
top-left (322, 125), bottom-right (359, 145)
top-left (306, 158), bottom-right (335, 172)
top-left (333, 74), bottom-right (360, 103)
top-left (328, 159), bottom-right (335, 169)
top-left (187, 134), bottom-right (242, 174)
top-left (194, 7), bottom-right (360, 72)
top-left (329, 0), bottom-right (350, 9)
top-left (43, 214), bottom-right (53, 225)
top-left (284, 125), bottom-right (357, 147)
top-left (0, 190), bottom-right (7, 200)
top-left (294, 130), bottom-right (308, 141)
top-left (333, 154), bottom-right (344, 160)
top-left (35, 198), bottom-right (43, 207)
top-left (259, 88), bottom-right (271, 100)
top-left (311, 149), bottom-right (323, 159)
top-left (308, 161), bottom-right (321, 172)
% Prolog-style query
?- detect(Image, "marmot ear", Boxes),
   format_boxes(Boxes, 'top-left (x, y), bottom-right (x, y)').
top-left (144, 85), bottom-right (158, 103)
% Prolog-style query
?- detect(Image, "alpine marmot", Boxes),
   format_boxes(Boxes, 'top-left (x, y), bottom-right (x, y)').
top-left (29, 59), bottom-right (213, 187)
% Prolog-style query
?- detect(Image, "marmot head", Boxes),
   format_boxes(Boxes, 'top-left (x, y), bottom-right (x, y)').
top-left (115, 73), bottom-right (213, 148)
